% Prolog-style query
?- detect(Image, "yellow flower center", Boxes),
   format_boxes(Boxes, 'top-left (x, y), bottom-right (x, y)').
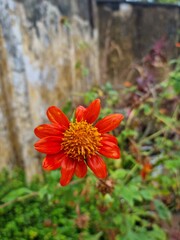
top-left (62, 120), bottom-right (102, 161)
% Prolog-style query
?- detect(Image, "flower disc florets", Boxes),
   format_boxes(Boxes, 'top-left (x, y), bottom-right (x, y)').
top-left (62, 120), bottom-right (102, 161)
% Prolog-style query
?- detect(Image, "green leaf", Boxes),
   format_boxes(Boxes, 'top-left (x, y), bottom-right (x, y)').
top-left (140, 104), bottom-right (152, 116)
top-left (121, 129), bottom-right (137, 138)
top-left (154, 199), bottom-right (171, 220)
top-left (1, 187), bottom-right (32, 203)
top-left (120, 230), bottom-right (146, 240)
top-left (38, 185), bottom-right (48, 200)
top-left (81, 231), bottom-right (103, 240)
top-left (111, 169), bottom-right (128, 179)
top-left (140, 189), bottom-right (156, 201)
top-left (165, 158), bottom-right (180, 170)
top-left (104, 193), bottom-right (114, 204)
top-left (113, 214), bottom-right (123, 225)
top-left (125, 225), bottom-right (167, 240)
top-left (150, 224), bottom-right (167, 240)
top-left (120, 185), bottom-right (142, 207)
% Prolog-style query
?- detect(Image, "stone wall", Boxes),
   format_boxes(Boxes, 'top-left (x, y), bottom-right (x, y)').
top-left (0, 0), bottom-right (99, 181)
top-left (97, 1), bottom-right (180, 85)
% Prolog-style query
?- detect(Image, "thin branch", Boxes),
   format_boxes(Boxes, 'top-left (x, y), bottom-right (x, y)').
top-left (0, 192), bottom-right (39, 209)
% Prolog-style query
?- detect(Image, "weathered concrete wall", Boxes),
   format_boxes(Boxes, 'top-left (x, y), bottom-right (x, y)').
top-left (16, 0), bottom-right (92, 21)
top-left (0, 0), bottom-right (99, 181)
top-left (97, 1), bottom-right (180, 85)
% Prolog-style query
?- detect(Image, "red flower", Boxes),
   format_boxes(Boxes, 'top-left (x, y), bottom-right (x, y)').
top-left (175, 42), bottom-right (180, 48)
top-left (34, 99), bottom-right (124, 186)
top-left (140, 162), bottom-right (152, 180)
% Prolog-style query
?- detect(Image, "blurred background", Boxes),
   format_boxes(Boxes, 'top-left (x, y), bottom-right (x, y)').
top-left (0, 0), bottom-right (179, 239)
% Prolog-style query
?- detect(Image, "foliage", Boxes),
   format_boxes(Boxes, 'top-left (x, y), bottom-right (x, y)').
top-left (154, 0), bottom-right (179, 4)
top-left (0, 55), bottom-right (179, 239)
top-left (169, 58), bottom-right (180, 94)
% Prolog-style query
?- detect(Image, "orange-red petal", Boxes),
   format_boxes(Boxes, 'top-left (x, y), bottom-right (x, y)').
top-left (60, 157), bottom-right (77, 186)
top-left (47, 106), bottom-right (69, 129)
top-left (98, 142), bottom-right (120, 159)
top-left (87, 154), bottom-right (107, 178)
top-left (75, 106), bottom-right (86, 122)
top-left (42, 151), bottom-right (67, 170)
top-left (34, 124), bottom-right (64, 139)
top-left (84, 99), bottom-right (101, 124)
top-left (75, 160), bottom-right (87, 178)
top-left (34, 136), bottom-right (62, 154)
top-left (101, 133), bottom-right (118, 145)
top-left (141, 162), bottom-right (152, 180)
top-left (95, 114), bottom-right (124, 133)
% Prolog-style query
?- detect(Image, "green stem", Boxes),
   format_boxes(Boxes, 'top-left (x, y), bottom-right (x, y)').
top-left (123, 164), bottom-right (140, 184)
top-left (0, 192), bottom-right (39, 209)
top-left (139, 127), bottom-right (168, 145)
